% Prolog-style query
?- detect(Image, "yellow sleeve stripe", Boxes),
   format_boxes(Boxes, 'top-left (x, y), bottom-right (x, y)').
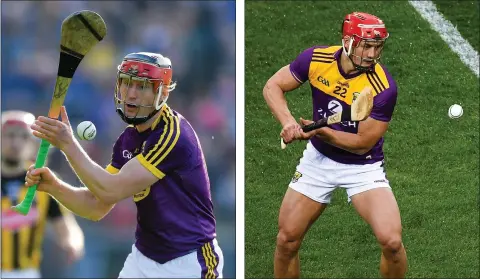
top-left (151, 104), bottom-right (168, 130)
top-left (146, 110), bottom-right (174, 163)
top-left (146, 109), bottom-right (180, 166)
top-left (147, 110), bottom-right (175, 164)
top-left (106, 164), bottom-right (120, 174)
top-left (144, 109), bottom-right (172, 161)
top-left (136, 154), bottom-right (165, 179)
top-left (152, 113), bottom-right (180, 167)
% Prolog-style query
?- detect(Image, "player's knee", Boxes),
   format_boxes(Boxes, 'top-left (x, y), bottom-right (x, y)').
top-left (377, 232), bottom-right (403, 254)
top-left (276, 228), bottom-right (302, 254)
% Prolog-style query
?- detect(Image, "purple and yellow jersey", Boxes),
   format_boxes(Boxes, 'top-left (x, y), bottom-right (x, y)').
top-left (290, 45), bottom-right (397, 164)
top-left (105, 105), bottom-right (216, 264)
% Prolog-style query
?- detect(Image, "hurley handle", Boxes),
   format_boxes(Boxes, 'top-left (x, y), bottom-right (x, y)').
top-left (11, 139), bottom-right (51, 215)
top-left (301, 118), bottom-right (328, 132)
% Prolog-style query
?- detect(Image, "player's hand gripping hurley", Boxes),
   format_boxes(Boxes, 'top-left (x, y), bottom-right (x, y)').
top-left (281, 86), bottom-right (374, 149)
top-left (12, 10), bottom-right (107, 215)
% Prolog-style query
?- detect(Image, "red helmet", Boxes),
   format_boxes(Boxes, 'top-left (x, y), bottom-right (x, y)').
top-left (114, 52), bottom-right (176, 125)
top-left (2, 110), bottom-right (35, 132)
top-left (341, 12), bottom-right (389, 70)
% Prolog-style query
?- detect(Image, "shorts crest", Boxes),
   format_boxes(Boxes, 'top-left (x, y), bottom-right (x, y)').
top-left (291, 171), bottom-right (303, 183)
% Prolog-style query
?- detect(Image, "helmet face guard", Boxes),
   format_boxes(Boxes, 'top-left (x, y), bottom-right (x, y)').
top-left (114, 52), bottom-right (176, 125)
top-left (342, 12), bottom-right (389, 72)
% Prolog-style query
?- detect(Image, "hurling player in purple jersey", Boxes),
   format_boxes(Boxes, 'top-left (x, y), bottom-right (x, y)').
top-left (263, 12), bottom-right (406, 278)
top-left (25, 52), bottom-right (223, 278)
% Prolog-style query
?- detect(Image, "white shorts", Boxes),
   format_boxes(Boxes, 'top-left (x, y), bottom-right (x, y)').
top-left (0, 268), bottom-right (40, 278)
top-left (118, 238), bottom-right (224, 278)
top-left (289, 142), bottom-right (391, 204)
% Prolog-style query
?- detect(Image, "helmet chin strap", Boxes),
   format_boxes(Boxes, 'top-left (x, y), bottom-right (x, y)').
top-left (342, 37), bottom-right (354, 56)
top-left (154, 84), bottom-right (168, 110)
top-left (116, 106), bottom-right (160, 126)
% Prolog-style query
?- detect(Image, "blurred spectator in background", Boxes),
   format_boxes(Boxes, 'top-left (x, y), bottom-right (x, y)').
top-left (1, 110), bottom-right (84, 278)
top-left (1, 1), bottom-right (236, 278)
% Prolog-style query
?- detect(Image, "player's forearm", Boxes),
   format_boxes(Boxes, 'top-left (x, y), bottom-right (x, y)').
top-left (316, 128), bottom-right (370, 155)
top-left (63, 141), bottom-right (121, 203)
top-left (263, 82), bottom-right (296, 126)
top-left (49, 180), bottom-right (114, 221)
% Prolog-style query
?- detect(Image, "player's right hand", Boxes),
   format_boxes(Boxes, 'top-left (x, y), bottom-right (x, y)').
top-left (280, 120), bottom-right (302, 144)
top-left (294, 117), bottom-right (320, 140)
top-left (31, 106), bottom-right (75, 152)
top-left (25, 164), bottom-right (59, 193)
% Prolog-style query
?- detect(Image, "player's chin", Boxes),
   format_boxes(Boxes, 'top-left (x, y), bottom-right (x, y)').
top-left (125, 111), bottom-right (152, 120)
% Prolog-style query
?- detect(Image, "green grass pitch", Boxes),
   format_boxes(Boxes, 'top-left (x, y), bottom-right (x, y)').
top-left (245, 1), bottom-right (479, 278)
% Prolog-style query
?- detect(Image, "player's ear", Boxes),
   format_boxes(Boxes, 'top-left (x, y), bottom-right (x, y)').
top-left (161, 86), bottom-right (170, 99)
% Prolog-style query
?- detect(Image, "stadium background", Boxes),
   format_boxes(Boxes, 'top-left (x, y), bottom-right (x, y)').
top-left (1, 1), bottom-right (236, 278)
top-left (245, 1), bottom-right (479, 278)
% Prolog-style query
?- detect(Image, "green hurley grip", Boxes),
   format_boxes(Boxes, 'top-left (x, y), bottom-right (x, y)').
top-left (11, 139), bottom-right (52, 215)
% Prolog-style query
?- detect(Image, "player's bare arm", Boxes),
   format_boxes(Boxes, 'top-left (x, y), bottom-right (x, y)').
top-left (25, 166), bottom-right (114, 221)
top-left (264, 65), bottom-right (303, 143)
top-left (64, 144), bottom-right (158, 203)
top-left (264, 65), bottom-right (302, 125)
top-left (50, 212), bottom-right (85, 264)
top-left (311, 116), bottom-right (389, 155)
top-left (31, 106), bottom-right (158, 204)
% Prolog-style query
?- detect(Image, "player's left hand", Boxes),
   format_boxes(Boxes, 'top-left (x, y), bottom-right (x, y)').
top-left (31, 106), bottom-right (75, 151)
